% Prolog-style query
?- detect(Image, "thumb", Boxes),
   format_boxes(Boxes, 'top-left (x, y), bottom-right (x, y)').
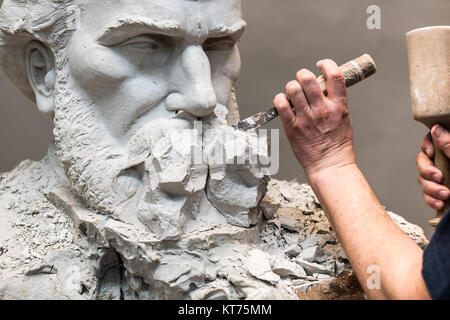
top-left (431, 125), bottom-right (450, 158)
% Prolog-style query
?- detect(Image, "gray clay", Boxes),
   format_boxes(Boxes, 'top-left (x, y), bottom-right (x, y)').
top-left (0, 0), bottom-right (428, 300)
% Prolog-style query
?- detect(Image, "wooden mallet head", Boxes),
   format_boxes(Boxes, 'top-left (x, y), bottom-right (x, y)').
top-left (406, 26), bottom-right (450, 226)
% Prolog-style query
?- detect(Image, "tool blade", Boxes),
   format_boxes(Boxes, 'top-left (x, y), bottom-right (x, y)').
top-left (233, 107), bottom-right (279, 132)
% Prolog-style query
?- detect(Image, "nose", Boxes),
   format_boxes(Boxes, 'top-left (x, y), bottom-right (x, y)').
top-left (166, 45), bottom-right (217, 117)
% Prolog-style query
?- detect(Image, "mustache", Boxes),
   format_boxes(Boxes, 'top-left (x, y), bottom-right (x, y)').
top-left (114, 118), bottom-right (267, 200)
top-left (113, 117), bottom-right (202, 202)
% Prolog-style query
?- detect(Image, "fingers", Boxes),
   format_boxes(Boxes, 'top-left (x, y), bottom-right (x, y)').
top-left (418, 175), bottom-right (450, 202)
top-left (273, 93), bottom-right (296, 129)
top-left (296, 69), bottom-right (325, 106)
top-left (423, 193), bottom-right (445, 211)
top-left (316, 59), bottom-right (347, 104)
top-left (416, 151), bottom-right (443, 183)
top-left (431, 125), bottom-right (450, 159)
top-left (421, 132), bottom-right (434, 159)
top-left (285, 80), bottom-right (310, 116)
top-left (416, 139), bottom-right (449, 212)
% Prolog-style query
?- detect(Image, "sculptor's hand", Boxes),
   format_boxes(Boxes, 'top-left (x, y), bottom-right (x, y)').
top-left (273, 59), bottom-right (356, 179)
top-left (416, 125), bottom-right (450, 210)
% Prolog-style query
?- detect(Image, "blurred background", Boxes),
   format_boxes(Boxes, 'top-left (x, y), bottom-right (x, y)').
top-left (1, 0), bottom-right (449, 238)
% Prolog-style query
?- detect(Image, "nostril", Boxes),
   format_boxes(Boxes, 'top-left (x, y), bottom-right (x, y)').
top-left (166, 91), bottom-right (217, 117)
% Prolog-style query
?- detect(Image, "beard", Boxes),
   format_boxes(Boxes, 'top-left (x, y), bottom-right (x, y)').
top-left (53, 69), bottom-right (270, 241)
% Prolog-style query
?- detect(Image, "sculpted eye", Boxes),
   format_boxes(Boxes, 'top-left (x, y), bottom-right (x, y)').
top-left (117, 35), bottom-right (163, 51)
top-left (203, 37), bottom-right (235, 51)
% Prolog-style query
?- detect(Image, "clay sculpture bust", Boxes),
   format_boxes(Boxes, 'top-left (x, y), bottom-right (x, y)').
top-left (0, 0), bottom-right (428, 300)
top-left (1, 0), bottom-right (270, 234)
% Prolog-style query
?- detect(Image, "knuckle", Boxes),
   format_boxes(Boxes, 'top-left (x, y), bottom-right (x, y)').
top-left (285, 116), bottom-right (297, 130)
top-left (316, 109), bottom-right (331, 123)
top-left (334, 96), bottom-right (348, 105)
top-left (273, 96), bottom-right (283, 107)
top-left (277, 103), bottom-right (286, 111)
top-left (273, 94), bottom-right (280, 104)
top-left (329, 72), bottom-right (345, 83)
top-left (297, 69), bottom-right (316, 84)
top-left (285, 81), bottom-right (300, 95)
top-left (296, 69), bottom-right (308, 77)
top-left (443, 141), bottom-right (450, 150)
top-left (424, 195), bottom-right (433, 206)
top-left (303, 75), bottom-right (317, 86)
top-left (420, 143), bottom-right (427, 153)
top-left (301, 122), bottom-right (313, 132)
top-left (290, 115), bottom-right (298, 126)
top-left (418, 176), bottom-right (426, 186)
top-left (278, 104), bottom-right (290, 115)
top-left (339, 107), bottom-right (350, 118)
top-left (416, 153), bottom-right (422, 164)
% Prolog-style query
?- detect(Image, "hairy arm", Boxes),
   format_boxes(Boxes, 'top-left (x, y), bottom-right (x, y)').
top-left (273, 59), bottom-right (429, 299)
top-left (310, 164), bottom-right (428, 299)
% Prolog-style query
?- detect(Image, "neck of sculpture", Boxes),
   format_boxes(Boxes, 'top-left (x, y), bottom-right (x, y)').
top-left (47, 140), bottom-right (70, 186)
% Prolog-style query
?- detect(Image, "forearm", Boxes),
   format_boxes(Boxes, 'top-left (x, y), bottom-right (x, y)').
top-left (308, 164), bottom-right (429, 300)
top-left (273, 59), bottom-right (430, 299)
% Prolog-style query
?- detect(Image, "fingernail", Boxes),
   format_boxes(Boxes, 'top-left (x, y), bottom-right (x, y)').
top-left (433, 125), bottom-right (444, 138)
top-left (439, 190), bottom-right (449, 199)
top-left (425, 148), bottom-right (433, 158)
top-left (433, 173), bottom-right (442, 183)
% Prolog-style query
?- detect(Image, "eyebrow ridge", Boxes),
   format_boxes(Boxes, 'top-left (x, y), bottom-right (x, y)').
top-left (209, 21), bottom-right (247, 37)
top-left (97, 16), bottom-right (183, 43)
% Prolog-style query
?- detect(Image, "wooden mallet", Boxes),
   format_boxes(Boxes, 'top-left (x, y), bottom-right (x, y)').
top-left (406, 26), bottom-right (450, 227)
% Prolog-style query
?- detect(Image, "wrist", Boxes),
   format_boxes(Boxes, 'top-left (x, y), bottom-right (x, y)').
top-left (303, 144), bottom-right (357, 181)
top-left (307, 162), bottom-right (359, 191)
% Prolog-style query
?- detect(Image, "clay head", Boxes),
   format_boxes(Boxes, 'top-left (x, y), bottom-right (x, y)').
top-left (0, 0), bottom-right (269, 239)
top-left (0, 0), bottom-right (245, 117)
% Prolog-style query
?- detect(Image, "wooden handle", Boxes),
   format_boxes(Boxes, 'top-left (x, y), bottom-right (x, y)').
top-left (406, 27), bottom-right (450, 227)
top-left (318, 54), bottom-right (377, 94)
top-left (430, 134), bottom-right (450, 227)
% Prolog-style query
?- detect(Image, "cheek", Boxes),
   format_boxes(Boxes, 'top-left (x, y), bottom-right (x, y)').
top-left (114, 74), bottom-right (168, 110)
top-left (67, 34), bottom-right (135, 95)
top-left (66, 34), bottom-right (170, 137)
top-left (93, 74), bottom-right (170, 137)
top-left (208, 47), bottom-right (241, 105)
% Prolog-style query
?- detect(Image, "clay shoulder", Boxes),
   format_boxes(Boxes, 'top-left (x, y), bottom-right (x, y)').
top-left (0, 157), bottom-right (61, 192)
top-left (0, 158), bottom-right (84, 282)
top-left (0, 197), bottom-right (94, 300)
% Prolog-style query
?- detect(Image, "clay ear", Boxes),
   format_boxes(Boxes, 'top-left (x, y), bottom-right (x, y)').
top-left (25, 41), bottom-right (56, 113)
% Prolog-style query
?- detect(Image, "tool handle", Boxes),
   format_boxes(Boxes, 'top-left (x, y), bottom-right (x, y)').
top-left (289, 54), bottom-right (376, 111)
top-left (318, 54), bottom-right (377, 94)
top-left (430, 134), bottom-right (450, 226)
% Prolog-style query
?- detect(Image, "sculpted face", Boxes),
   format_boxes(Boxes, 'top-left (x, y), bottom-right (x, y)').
top-left (67, 0), bottom-right (245, 139)
top-left (23, 0), bottom-right (269, 239)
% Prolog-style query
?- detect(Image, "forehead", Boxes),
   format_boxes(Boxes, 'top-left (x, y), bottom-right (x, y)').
top-left (80, 0), bottom-right (244, 36)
